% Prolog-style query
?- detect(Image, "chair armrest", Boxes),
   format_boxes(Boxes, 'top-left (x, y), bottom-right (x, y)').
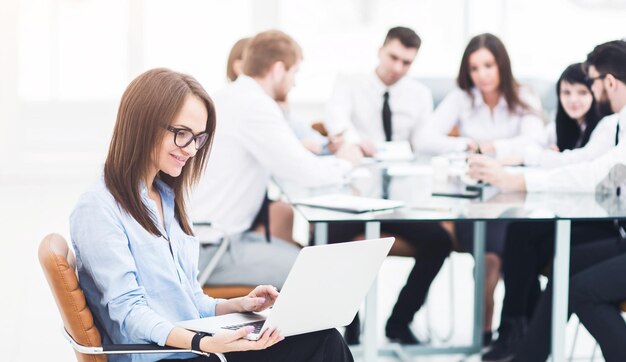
top-left (101, 344), bottom-right (191, 354)
top-left (63, 328), bottom-right (221, 358)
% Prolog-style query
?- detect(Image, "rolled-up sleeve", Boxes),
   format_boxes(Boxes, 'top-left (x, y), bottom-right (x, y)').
top-left (192, 281), bottom-right (225, 318)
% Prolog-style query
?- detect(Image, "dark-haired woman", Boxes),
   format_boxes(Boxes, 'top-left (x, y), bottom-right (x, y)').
top-left (552, 63), bottom-right (601, 151)
top-left (418, 33), bottom-right (544, 158)
top-left (70, 68), bottom-right (353, 362)
top-left (418, 33), bottom-right (545, 345)
top-left (502, 62), bottom-right (611, 167)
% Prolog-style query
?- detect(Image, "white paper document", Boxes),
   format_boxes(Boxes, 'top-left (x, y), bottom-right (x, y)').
top-left (292, 194), bottom-right (405, 213)
top-left (374, 141), bottom-right (414, 161)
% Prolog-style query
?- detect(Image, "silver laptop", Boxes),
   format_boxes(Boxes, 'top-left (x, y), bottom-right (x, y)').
top-left (178, 237), bottom-right (394, 340)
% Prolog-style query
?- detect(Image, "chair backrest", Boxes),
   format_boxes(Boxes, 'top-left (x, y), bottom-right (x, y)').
top-left (38, 233), bottom-right (106, 362)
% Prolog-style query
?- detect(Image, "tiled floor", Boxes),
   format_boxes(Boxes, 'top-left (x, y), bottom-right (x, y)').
top-left (0, 167), bottom-right (604, 361)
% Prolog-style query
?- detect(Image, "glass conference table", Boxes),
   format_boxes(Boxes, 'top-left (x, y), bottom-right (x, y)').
top-left (274, 160), bottom-right (626, 362)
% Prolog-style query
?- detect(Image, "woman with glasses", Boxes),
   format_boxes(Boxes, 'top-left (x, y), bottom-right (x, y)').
top-left (70, 68), bottom-right (353, 362)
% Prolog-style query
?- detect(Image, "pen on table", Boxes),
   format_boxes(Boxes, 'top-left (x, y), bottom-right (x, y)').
top-left (474, 142), bottom-right (484, 184)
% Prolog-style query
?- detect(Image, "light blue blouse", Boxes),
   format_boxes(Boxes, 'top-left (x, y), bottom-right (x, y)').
top-left (71, 177), bottom-right (221, 362)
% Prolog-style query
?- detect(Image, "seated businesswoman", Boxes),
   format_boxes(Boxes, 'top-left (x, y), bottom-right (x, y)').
top-left (543, 63), bottom-right (603, 152)
top-left (416, 33), bottom-right (544, 346)
top-left (417, 32), bottom-right (545, 158)
top-left (70, 68), bottom-right (353, 362)
top-left (500, 62), bottom-right (608, 167)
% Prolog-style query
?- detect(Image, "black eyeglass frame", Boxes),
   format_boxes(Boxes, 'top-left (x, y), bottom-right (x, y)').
top-left (586, 72), bottom-right (625, 85)
top-left (586, 73), bottom-right (608, 84)
top-left (166, 126), bottom-right (209, 150)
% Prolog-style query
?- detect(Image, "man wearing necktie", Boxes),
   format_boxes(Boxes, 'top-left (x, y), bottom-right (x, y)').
top-left (324, 27), bottom-right (453, 346)
top-left (383, 90), bottom-right (392, 142)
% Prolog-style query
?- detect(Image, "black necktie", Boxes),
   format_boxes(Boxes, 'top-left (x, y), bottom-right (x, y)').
top-left (260, 192), bottom-right (271, 242)
top-left (616, 120), bottom-right (621, 197)
top-left (382, 91), bottom-right (392, 142)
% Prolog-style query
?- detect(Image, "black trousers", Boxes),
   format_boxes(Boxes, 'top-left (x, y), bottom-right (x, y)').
top-left (160, 329), bottom-right (353, 362)
top-left (513, 236), bottom-right (626, 362)
top-left (501, 220), bottom-right (617, 320)
top-left (327, 221), bottom-right (452, 325)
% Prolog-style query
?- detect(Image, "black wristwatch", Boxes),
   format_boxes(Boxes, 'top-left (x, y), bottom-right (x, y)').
top-left (191, 331), bottom-right (209, 352)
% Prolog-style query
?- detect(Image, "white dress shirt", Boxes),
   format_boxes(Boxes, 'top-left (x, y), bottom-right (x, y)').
top-left (417, 87), bottom-right (545, 157)
top-left (324, 72), bottom-right (433, 150)
top-left (525, 105), bottom-right (626, 192)
top-left (523, 108), bottom-right (626, 168)
top-left (191, 76), bottom-right (351, 241)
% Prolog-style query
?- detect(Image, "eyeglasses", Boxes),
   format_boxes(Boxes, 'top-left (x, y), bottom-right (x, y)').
top-left (586, 73), bottom-right (608, 84)
top-left (166, 126), bottom-right (209, 150)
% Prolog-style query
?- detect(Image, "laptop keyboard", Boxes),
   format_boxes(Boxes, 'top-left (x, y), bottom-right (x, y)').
top-left (222, 320), bottom-right (265, 334)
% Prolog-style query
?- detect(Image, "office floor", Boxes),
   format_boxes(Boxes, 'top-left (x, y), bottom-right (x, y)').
top-left (0, 168), bottom-right (605, 361)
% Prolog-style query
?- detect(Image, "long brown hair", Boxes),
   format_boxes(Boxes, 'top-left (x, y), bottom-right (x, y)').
top-left (457, 33), bottom-right (529, 114)
top-left (104, 68), bottom-right (216, 236)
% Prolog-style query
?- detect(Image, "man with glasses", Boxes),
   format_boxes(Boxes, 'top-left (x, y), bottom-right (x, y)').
top-left (190, 30), bottom-right (361, 291)
top-left (470, 40), bottom-right (626, 361)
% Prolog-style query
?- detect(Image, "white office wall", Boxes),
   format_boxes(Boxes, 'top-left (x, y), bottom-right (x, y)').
top-left (11, 0), bottom-right (626, 102)
top-left (1, 0), bottom-right (625, 178)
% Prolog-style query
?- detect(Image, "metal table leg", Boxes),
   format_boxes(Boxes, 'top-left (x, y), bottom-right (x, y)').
top-left (314, 222), bottom-right (328, 245)
top-left (552, 220), bottom-right (571, 362)
top-left (472, 221), bottom-right (486, 353)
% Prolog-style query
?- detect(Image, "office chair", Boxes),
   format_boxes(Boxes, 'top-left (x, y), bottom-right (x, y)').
top-left (38, 233), bottom-right (226, 362)
top-left (568, 301), bottom-right (626, 361)
top-left (194, 222), bottom-right (256, 299)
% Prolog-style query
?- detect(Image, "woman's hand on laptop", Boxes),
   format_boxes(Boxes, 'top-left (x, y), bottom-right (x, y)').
top-left (241, 285), bottom-right (279, 312)
top-left (215, 285), bottom-right (279, 315)
top-left (202, 327), bottom-right (283, 353)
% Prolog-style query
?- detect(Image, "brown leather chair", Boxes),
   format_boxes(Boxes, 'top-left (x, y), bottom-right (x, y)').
top-left (310, 121), bottom-right (328, 137)
top-left (621, 301), bottom-right (626, 313)
top-left (203, 285), bottom-right (255, 299)
top-left (38, 233), bottom-right (225, 361)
